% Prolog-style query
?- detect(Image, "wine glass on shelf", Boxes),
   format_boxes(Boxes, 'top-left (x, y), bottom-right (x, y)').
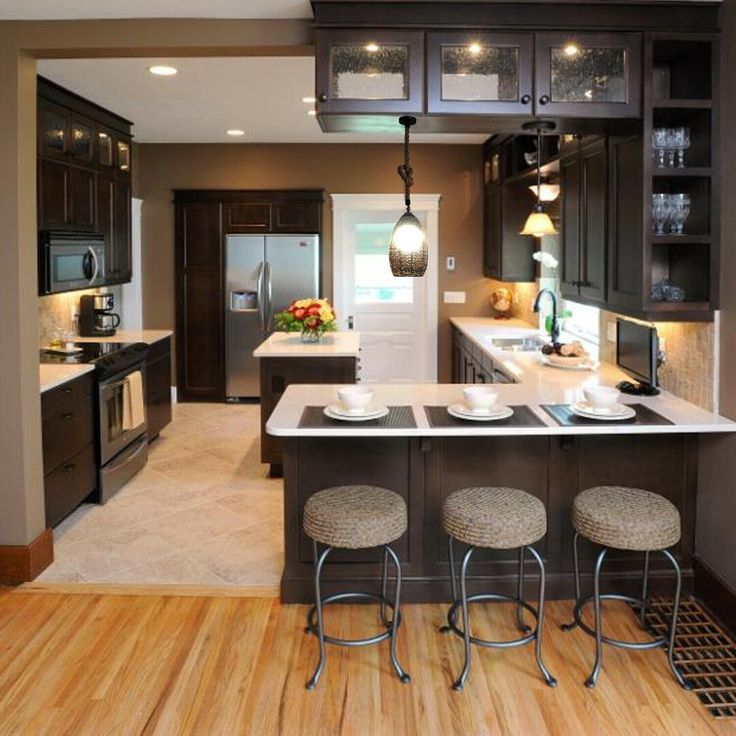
top-left (673, 127), bottom-right (691, 168)
top-left (652, 128), bottom-right (668, 168)
top-left (652, 193), bottom-right (671, 235)
top-left (669, 193), bottom-right (691, 235)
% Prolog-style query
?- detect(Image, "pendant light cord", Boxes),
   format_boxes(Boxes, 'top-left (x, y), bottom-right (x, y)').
top-left (398, 119), bottom-right (414, 212)
top-left (536, 130), bottom-right (543, 205)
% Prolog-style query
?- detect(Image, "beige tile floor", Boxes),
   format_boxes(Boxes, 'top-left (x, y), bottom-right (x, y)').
top-left (36, 402), bottom-right (284, 587)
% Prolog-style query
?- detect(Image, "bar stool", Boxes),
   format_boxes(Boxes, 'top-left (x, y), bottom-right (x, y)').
top-left (561, 485), bottom-right (689, 689)
top-left (303, 485), bottom-right (411, 690)
top-left (441, 486), bottom-right (557, 691)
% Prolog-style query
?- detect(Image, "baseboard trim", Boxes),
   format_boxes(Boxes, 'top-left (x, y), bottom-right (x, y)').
top-left (693, 555), bottom-right (736, 636)
top-left (0, 529), bottom-right (54, 585)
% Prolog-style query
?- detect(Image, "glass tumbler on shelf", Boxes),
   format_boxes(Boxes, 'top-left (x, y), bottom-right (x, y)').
top-left (669, 193), bottom-right (691, 235)
top-left (652, 193), bottom-right (671, 235)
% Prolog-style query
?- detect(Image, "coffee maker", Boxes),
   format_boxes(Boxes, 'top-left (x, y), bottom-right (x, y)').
top-left (78, 293), bottom-right (121, 337)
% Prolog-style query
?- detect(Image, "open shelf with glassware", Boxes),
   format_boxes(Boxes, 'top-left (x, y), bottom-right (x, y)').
top-left (643, 34), bottom-right (718, 320)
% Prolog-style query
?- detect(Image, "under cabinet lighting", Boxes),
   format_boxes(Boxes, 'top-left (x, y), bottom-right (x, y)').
top-left (365, 42), bottom-right (380, 53)
top-left (301, 96), bottom-right (316, 103)
top-left (307, 110), bottom-right (317, 116)
top-left (226, 129), bottom-right (245, 136)
top-left (563, 44), bottom-right (580, 57)
top-left (148, 65), bottom-right (178, 76)
top-left (468, 42), bottom-right (482, 55)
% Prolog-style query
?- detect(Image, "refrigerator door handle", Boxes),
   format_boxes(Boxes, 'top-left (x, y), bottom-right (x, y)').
top-left (256, 261), bottom-right (265, 332)
top-left (264, 261), bottom-right (273, 332)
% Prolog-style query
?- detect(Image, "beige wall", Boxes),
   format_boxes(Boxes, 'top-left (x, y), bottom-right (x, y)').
top-left (136, 143), bottom-right (502, 382)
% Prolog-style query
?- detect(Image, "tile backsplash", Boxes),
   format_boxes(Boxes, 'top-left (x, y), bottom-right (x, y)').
top-left (38, 287), bottom-right (122, 346)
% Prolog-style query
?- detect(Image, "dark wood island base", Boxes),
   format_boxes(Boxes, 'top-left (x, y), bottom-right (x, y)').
top-left (281, 433), bottom-right (697, 603)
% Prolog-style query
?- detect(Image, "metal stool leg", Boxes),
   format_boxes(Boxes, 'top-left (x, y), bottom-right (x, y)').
top-left (440, 536), bottom-right (458, 634)
top-left (561, 531), bottom-right (582, 632)
top-left (527, 546), bottom-right (557, 687)
top-left (453, 545), bottom-right (476, 691)
top-left (516, 546), bottom-right (531, 633)
top-left (306, 542), bottom-right (332, 690)
top-left (662, 548), bottom-right (691, 690)
top-left (585, 547), bottom-right (608, 688)
top-left (380, 546), bottom-right (390, 627)
top-left (385, 545), bottom-right (411, 684)
top-left (640, 551), bottom-right (650, 629)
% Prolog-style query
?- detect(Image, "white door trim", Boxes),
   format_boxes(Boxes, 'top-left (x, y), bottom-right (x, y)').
top-left (331, 193), bottom-right (440, 382)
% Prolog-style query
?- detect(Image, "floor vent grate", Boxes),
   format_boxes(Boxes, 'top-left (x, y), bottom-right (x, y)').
top-left (639, 597), bottom-right (736, 719)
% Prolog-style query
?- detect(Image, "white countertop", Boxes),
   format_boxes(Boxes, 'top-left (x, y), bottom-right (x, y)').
top-left (74, 329), bottom-right (172, 345)
top-left (254, 331), bottom-right (361, 358)
top-left (266, 318), bottom-right (736, 437)
top-left (39, 364), bottom-right (95, 393)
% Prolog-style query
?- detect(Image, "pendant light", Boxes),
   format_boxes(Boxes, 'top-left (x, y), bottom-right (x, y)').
top-left (389, 115), bottom-right (429, 277)
top-left (520, 122), bottom-right (558, 238)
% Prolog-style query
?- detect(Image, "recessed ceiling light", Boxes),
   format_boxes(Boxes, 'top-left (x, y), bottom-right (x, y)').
top-left (302, 96), bottom-right (317, 104)
top-left (307, 110), bottom-right (317, 117)
top-left (226, 129), bottom-right (245, 136)
top-left (148, 65), bottom-right (178, 77)
top-left (365, 42), bottom-right (380, 53)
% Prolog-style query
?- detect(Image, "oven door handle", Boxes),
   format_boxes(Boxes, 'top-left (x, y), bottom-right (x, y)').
top-left (101, 376), bottom-right (129, 393)
top-left (105, 433), bottom-right (147, 471)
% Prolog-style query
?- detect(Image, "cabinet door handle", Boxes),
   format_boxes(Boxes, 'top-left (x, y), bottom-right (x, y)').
top-left (63, 463), bottom-right (76, 473)
top-left (318, 93), bottom-right (327, 103)
top-left (62, 387), bottom-right (73, 394)
top-left (520, 94), bottom-right (531, 105)
top-left (539, 95), bottom-right (550, 105)
top-left (61, 412), bottom-right (74, 420)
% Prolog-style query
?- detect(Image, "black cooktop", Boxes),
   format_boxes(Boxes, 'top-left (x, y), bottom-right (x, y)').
top-left (40, 342), bottom-right (148, 379)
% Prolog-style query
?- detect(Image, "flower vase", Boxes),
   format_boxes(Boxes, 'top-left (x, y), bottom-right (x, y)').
top-left (300, 328), bottom-right (322, 344)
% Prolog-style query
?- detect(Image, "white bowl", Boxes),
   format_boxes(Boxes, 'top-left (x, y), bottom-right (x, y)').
top-left (337, 385), bottom-right (374, 414)
top-left (582, 386), bottom-right (620, 409)
top-left (463, 386), bottom-right (499, 414)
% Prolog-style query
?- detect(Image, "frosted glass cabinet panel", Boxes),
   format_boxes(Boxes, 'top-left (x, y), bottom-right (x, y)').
top-left (535, 32), bottom-right (642, 118)
top-left (427, 32), bottom-right (534, 114)
top-left (316, 29), bottom-right (424, 114)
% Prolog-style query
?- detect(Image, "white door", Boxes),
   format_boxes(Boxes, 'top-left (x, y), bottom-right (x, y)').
top-left (333, 195), bottom-right (439, 384)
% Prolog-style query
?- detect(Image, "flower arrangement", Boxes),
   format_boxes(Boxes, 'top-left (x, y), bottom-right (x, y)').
top-left (274, 298), bottom-right (338, 342)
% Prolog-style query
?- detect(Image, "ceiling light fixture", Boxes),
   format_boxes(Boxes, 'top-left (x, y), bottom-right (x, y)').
top-left (388, 115), bottom-right (429, 277)
top-left (148, 65), bottom-right (178, 77)
top-left (365, 42), bottom-right (380, 53)
top-left (520, 121), bottom-right (558, 238)
top-left (529, 183), bottom-right (560, 202)
top-left (302, 96), bottom-right (317, 103)
top-left (226, 129), bottom-right (245, 137)
top-left (563, 43), bottom-right (580, 57)
top-left (307, 109), bottom-right (317, 116)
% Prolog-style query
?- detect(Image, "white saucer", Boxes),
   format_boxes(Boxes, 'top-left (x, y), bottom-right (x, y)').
top-left (447, 403), bottom-right (514, 422)
top-left (43, 345), bottom-right (83, 355)
top-left (540, 354), bottom-right (599, 371)
top-left (571, 401), bottom-right (636, 421)
top-left (324, 404), bottom-right (389, 422)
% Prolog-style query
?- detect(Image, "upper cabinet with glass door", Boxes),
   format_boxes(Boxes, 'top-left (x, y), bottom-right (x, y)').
top-left (315, 29), bottom-right (424, 114)
top-left (427, 32), bottom-right (533, 114)
top-left (535, 33), bottom-right (642, 118)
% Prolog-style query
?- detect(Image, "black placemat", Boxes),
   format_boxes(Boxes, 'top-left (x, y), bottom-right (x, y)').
top-left (298, 405), bottom-right (416, 429)
top-left (540, 403), bottom-right (674, 427)
top-left (424, 405), bottom-right (546, 428)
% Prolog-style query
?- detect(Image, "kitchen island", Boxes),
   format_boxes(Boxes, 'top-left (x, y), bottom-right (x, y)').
top-left (268, 324), bottom-right (735, 603)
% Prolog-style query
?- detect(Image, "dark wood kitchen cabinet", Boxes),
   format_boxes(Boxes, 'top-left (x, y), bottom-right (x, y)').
top-left (174, 190), bottom-right (324, 403)
top-left (42, 373), bottom-right (96, 528)
top-left (37, 77), bottom-right (134, 286)
top-left (145, 337), bottom-right (173, 441)
top-left (451, 326), bottom-right (516, 385)
top-left (559, 137), bottom-right (607, 305)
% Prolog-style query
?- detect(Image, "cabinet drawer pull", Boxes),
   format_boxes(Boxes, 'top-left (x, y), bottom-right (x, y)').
top-left (318, 93), bottom-right (327, 103)
top-left (539, 95), bottom-right (550, 105)
top-left (520, 94), bottom-right (531, 105)
top-left (62, 412), bottom-right (74, 420)
top-left (63, 463), bottom-right (76, 473)
top-left (62, 387), bottom-right (73, 394)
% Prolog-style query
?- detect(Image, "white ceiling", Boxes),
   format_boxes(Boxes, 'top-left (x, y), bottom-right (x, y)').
top-left (38, 57), bottom-right (487, 144)
top-left (0, 0), bottom-right (313, 20)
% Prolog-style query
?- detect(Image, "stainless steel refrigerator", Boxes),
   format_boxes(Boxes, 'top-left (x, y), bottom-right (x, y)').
top-left (225, 234), bottom-right (320, 399)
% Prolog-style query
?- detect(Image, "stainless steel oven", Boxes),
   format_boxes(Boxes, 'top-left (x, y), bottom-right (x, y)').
top-left (40, 231), bottom-right (107, 295)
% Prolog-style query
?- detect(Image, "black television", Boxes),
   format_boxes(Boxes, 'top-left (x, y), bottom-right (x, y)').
top-left (615, 319), bottom-right (660, 395)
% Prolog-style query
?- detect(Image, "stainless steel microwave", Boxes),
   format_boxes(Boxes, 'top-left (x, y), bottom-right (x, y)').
top-left (39, 231), bottom-right (107, 295)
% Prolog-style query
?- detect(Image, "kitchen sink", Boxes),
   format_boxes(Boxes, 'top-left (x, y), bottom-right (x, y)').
top-left (488, 336), bottom-right (547, 352)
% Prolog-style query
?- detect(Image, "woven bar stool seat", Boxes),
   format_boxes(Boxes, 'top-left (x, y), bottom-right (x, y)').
top-left (572, 485), bottom-right (681, 552)
top-left (304, 485), bottom-right (407, 550)
top-left (443, 486), bottom-right (547, 549)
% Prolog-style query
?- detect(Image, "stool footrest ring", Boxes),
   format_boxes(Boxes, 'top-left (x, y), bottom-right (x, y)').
top-left (306, 592), bottom-right (401, 648)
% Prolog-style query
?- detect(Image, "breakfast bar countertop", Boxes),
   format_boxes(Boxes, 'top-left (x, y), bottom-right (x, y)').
top-left (254, 330), bottom-right (361, 359)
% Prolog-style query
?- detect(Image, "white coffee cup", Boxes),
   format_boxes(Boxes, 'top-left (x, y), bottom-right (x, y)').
top-left (582, 386), bottom-right (620, 409)
top-left (337, 385), bottom-right (374, 414)
top-left (463, 386), bottom-right (499, 414)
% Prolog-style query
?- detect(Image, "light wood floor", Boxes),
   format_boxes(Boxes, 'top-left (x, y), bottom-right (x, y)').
top-left (1, 587), bottom-right (734, 736)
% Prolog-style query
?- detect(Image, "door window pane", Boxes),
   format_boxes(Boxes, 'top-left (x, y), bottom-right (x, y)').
top-left (98, 132), bottom-right (113, 166)
top-left (441, 45), bottom-right (519, 101)
top-left (117, 141), bottom-right (130, 171)
top-left (330, 44), bottom-right (409, 100)
top-left (43, 110), bottom-right (66, 153)
top-left (354, 222), bottom-right (413, 304)
top-left (71, 120), bottom-right (93, 160)
top-left (550, 45), bottom-right (626, 103)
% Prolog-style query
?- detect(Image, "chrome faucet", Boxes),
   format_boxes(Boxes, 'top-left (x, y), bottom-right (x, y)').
top-left (533, 288), bottom-right (560, 343)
